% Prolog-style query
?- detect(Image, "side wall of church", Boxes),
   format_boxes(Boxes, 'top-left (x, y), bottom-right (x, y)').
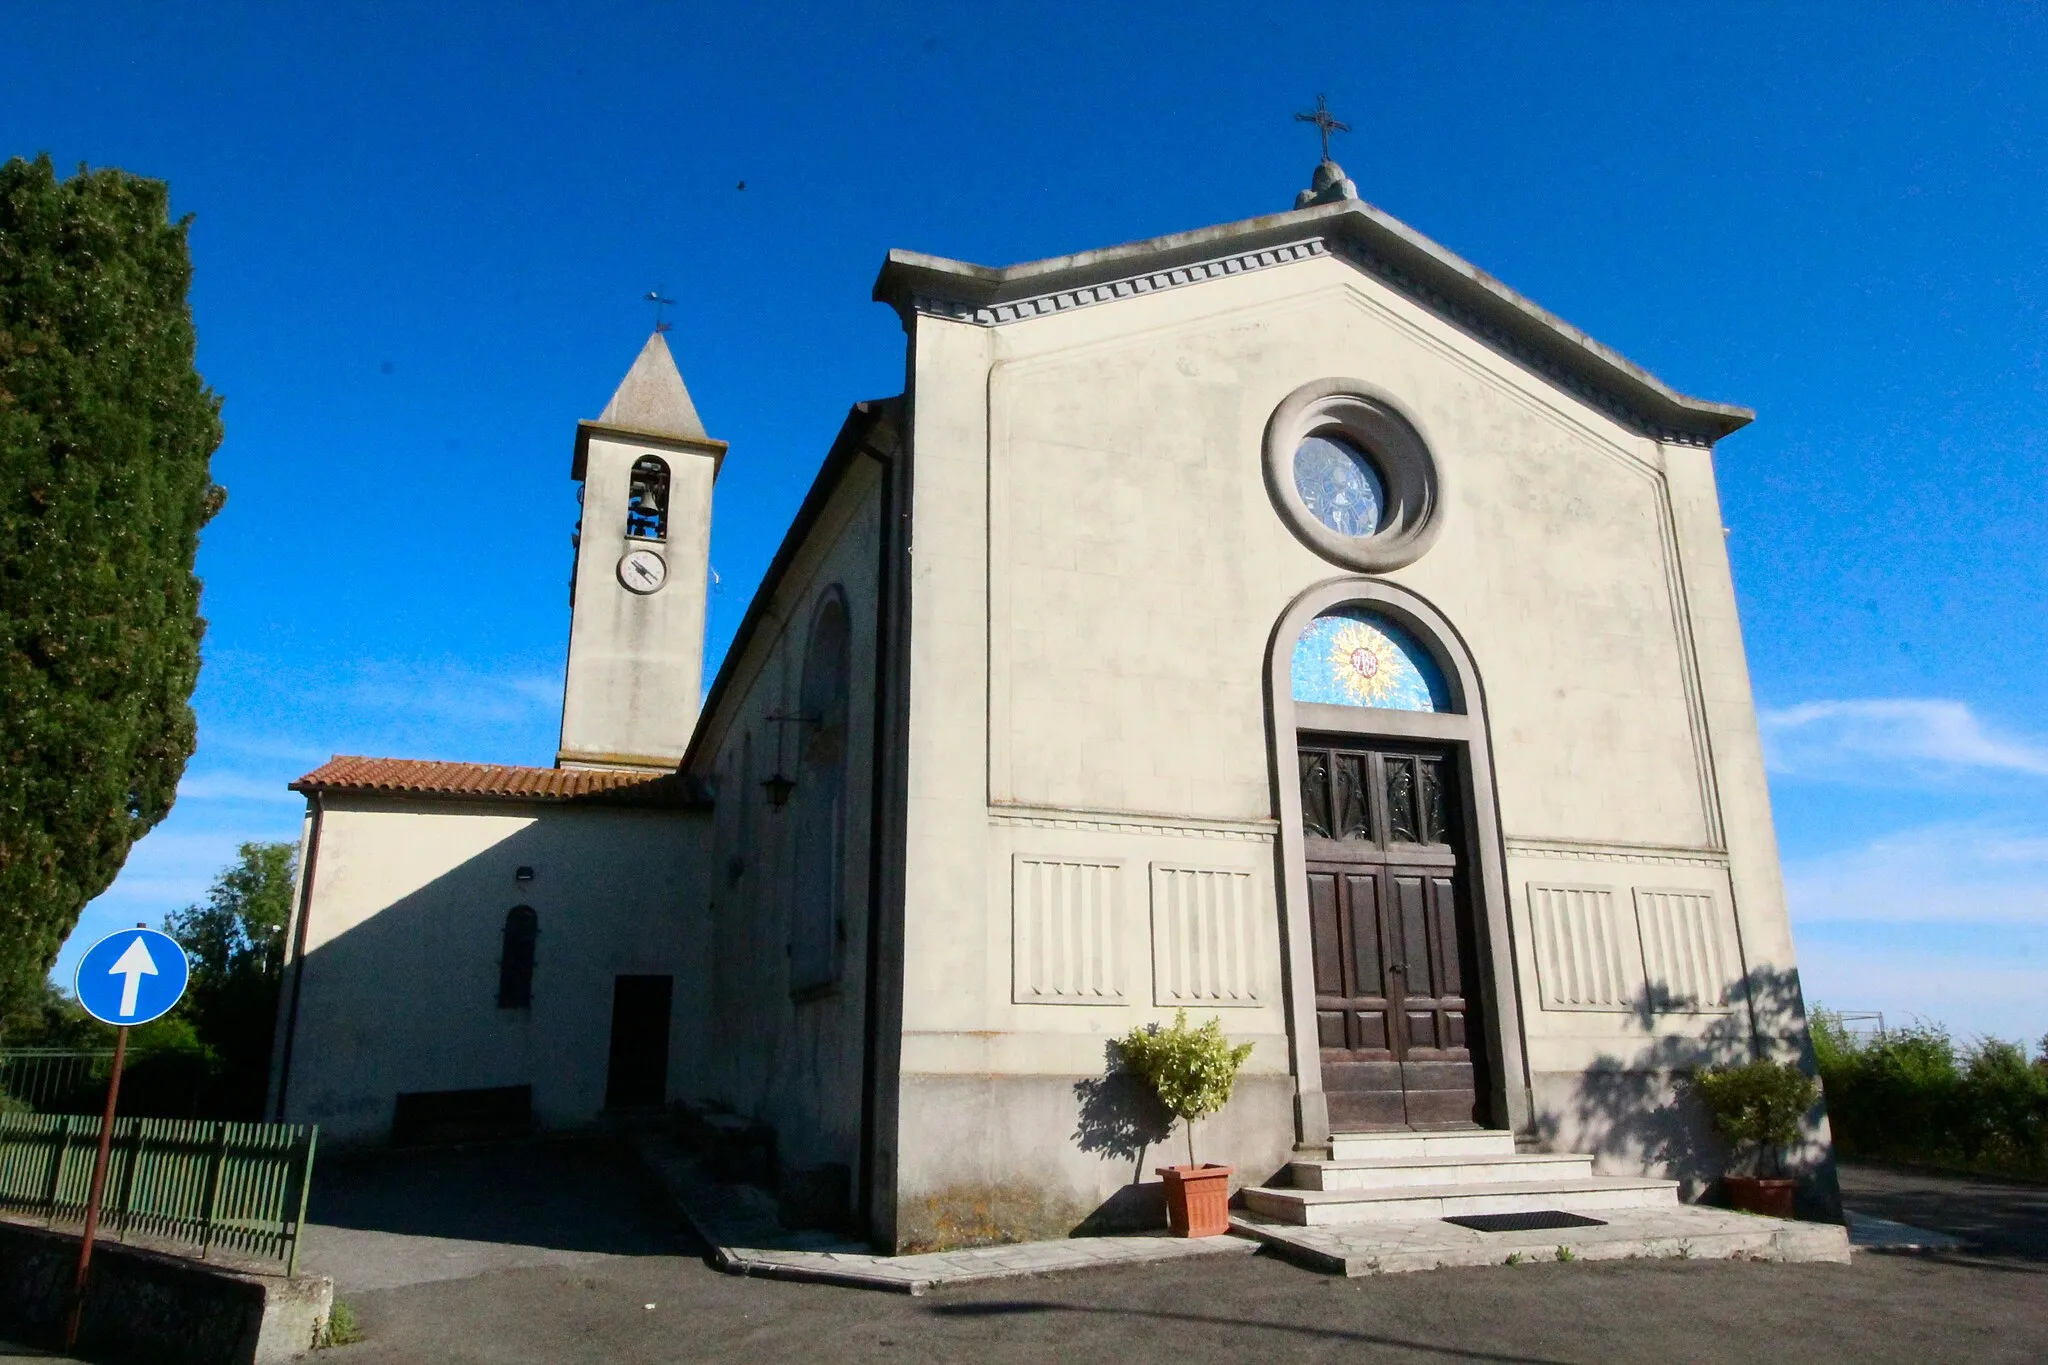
top-left (272, 798), bottom-right (708, 1146)
top-left (687, 457), bottom-right (887, 1182)
top-left (889, 247), bottom-right (1818, 1244)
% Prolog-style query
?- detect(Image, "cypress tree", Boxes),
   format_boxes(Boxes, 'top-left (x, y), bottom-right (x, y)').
top-left (0, 154), bottom-right (223, 1020)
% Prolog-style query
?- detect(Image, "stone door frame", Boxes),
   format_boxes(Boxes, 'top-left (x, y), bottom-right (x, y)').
top-left (1265, 577), bottom-right (1531, 1146)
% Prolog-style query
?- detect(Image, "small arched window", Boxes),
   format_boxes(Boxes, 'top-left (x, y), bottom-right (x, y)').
top-left (498, 905), bottom-right (538, 1008)
top-left (626, 457), bottom-right (669, 541)
top-left (791, 592), bottom-right (852, 994)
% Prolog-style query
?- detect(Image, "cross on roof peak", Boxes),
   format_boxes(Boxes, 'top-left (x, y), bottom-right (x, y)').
top-left (1294, 94), bottom-right (1351, 164)
top-left (644, 289), bottom-right (676, 335)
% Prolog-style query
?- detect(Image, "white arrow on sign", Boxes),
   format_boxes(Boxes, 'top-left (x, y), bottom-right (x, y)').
top-left (108, 937), bottom-right (159, 1018)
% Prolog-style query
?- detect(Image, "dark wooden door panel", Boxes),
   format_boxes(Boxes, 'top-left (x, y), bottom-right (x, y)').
top-left (1324, 1070), bottom-right (1408, 1130)
top-left (1302, 739), bottom-right (1483, 1132)
top-left (1307, 871), bottom-right (1344, 996)
top-left (1400, 1061), bottom-right (1480, 1127)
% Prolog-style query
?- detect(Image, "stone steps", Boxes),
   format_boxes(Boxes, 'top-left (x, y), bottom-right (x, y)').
top-left (1328, 1128), bottom-right (1517, 1160)
top-left (1247, 1128), bottom-right (1678, 1228)
top-left (1243, 1175), bottom-right (1680, 1226)
top-left (1292, 1151), bottom-right (1595, 1191)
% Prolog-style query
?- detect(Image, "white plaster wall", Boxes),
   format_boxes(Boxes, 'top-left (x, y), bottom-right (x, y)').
top-left (689, 460), bottom-right (886, 1174)
top-left (890, 246), bottom-right (1803, 1225)
top-left (559, 431), bottom-right (717, 764)
top-left (276, 798), bottom-right (709, 1146)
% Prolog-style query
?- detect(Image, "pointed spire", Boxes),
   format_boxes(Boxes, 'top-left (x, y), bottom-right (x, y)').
top-left (596, 332), bottom-right (707, 441)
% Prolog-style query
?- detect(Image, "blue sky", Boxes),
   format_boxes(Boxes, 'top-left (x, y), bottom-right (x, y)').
top-left (7, 3), bottom-right (2043, 1044)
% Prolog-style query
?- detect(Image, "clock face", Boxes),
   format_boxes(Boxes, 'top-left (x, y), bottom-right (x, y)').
top-left (617, 548), bottom-right (667, 594)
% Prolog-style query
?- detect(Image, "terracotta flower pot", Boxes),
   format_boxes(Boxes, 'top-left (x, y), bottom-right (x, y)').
top-left (1157, 1163), bottom-right (1234, 1237)
top-left (1724, 1174), bottom-right (1797, 1218)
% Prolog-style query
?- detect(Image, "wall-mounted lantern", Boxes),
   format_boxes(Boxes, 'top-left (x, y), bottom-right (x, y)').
top-left (760, 710), bottom-right (819, 813)
top-left (514, 866), bottom-right (536, 884)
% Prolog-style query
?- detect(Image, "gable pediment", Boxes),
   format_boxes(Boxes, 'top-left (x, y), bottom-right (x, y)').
top-left (873, 200), bottom-right (1751, 447)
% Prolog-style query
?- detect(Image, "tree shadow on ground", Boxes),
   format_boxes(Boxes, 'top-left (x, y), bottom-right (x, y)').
top-left (1532, 965), bottom-right (1844, 1219)
top-left (1840, 1162), bottom-right (2048, 1264)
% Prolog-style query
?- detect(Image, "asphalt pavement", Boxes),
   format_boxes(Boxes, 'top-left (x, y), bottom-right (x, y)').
top-left (8, 1147), bottom-right (2042, 1363)
top-left (307, 1144), bottom-right (2046, 1365)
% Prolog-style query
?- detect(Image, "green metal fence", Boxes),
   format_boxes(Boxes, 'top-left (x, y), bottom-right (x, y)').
top-left (0, 1113), bottom-right (318, 1273)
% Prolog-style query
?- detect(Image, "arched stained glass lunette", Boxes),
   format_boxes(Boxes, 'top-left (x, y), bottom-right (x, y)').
top-left (1291, 607), bottom-right (1453, 712)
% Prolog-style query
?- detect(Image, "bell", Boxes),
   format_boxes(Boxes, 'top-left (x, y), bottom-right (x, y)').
top-left (632, 482), bottom-right (663, 514)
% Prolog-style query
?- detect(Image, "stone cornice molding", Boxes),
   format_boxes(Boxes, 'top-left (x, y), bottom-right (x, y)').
top-left (988, 801), bottom-right (1277, 842)
top-left (912, 238), bottom-right (1330, 327)
top-left (876, 200), bottom-right (1752, 448)
top-left (1505, 836), bottom-right (1731, 868)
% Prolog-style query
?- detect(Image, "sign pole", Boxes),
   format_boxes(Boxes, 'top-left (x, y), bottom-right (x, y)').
top-left (65, 1021), bottom-right (128, 1351)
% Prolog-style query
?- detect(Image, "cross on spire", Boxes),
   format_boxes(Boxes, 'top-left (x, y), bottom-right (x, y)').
top-left (1294, 94), bottom-right (1350, 163)
top-left (644, 289), bottom-right (676, 335)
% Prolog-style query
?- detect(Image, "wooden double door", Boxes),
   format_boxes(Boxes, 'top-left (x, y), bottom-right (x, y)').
top-left (1300, 740), bottom-right (1483, 1130)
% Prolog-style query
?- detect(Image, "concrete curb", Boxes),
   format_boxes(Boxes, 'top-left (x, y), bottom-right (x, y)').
top-left (634, 1138), bottom-right (1256, 1296)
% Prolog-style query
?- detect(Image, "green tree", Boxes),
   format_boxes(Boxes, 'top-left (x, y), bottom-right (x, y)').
top-left (0, 153), bottom-right (224, 1018)
top-left (162, 841), bottom-right (294, 1117)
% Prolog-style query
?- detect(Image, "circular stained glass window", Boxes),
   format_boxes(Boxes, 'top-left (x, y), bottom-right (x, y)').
top-left (1292, 434), bottom-right (1385, 538)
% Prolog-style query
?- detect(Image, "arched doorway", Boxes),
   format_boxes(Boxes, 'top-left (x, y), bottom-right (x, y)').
top-left (1267, 580), bottom-right (1529, 1144)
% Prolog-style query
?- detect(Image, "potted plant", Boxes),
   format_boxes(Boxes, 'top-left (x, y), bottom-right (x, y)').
top-left (1693, 1057), bottom-right (1820, 1217)
top-left (1117, 1009), bottom-right (1254, 1237)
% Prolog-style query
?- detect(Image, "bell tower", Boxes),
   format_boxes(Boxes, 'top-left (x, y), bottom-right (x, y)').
top-left (557, 332), bottom-right (724, 770)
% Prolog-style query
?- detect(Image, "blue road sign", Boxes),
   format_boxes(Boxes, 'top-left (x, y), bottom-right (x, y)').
top-left (73, 929), bottom-right (189, 1027)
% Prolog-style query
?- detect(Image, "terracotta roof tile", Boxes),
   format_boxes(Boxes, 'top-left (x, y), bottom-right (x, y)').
top-left (291, 756), bottom-right (706, 808)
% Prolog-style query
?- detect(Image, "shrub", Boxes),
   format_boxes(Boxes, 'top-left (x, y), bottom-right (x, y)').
top-left (1693, 1059), bottom-right (1819, 1176)
top-left (1116, 1009), bottom-right (1254, 1167)
top-left (1811, 1010), bottom-right (2048, 1180)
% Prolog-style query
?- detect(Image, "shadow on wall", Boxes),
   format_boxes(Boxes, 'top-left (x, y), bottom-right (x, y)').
top-left (1533, 964), bottom-right (1843, 1220)
top-left (275, 809), bottom-right (702, 1147)
top-left (1070, 1041), bottom-right (1177, 1235)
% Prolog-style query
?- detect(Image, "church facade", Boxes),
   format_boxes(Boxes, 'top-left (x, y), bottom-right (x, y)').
top-left (269, 162), bottom-right (1830, 1250)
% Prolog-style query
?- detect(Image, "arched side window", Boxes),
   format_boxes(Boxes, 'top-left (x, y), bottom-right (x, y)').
top-left (1291, 606), bottom-right (1453, 712)
top-left (626, 456), bottom-right (669, 541)
top-left (791, 591), bottom-right (851, 994)
top-left (498, 905), bottom-right (538, 1008)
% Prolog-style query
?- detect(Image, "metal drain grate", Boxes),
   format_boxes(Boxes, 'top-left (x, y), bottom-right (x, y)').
top-left (1443, 1210), bottom-right (1609, 1233)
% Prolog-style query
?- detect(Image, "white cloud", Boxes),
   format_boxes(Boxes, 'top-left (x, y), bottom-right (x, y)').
top-left (1784, 822), bottom-right (2048, 925)
top-left (1759, 698), bottom-right (2048, 780)
top-left (337, 663), bottom-right (561, 729)
top-left (175, 772), bottom-right (303, 804)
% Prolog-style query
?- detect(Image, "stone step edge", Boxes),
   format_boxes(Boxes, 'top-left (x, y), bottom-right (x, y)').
top-left (1249, 1175), bottom-right (1679, 1206)
top-left (1299, 1152), bottom-right (1593, 1172)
